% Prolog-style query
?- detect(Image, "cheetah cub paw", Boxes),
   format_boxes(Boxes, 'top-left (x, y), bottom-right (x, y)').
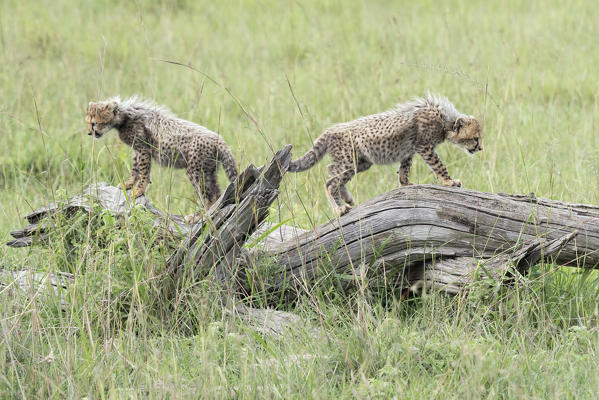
top-left (119, 182), bottom-right (134, 192)
top-left (335, 204), bottom-right (353, 217)
top-left (442, 179), bottom-right (461, 187)
top-left (185, 212), bottom-right (203, 225)
top-left (133, 188), bottom-right (146, 198)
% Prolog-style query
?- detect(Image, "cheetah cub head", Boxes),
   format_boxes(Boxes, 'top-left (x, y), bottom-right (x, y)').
top-left (86, 99), bottom-right (120, 138)
top-left (447, 116), bottom-right (483, 155)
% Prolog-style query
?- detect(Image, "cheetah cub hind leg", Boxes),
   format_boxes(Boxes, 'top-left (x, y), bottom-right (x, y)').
top-left (337, 158), bottom-right (372, 213)
top-left (185, 191), bottom-right (220, 225)
top-left (325, 185), bottom-right (352, 217)
top-left (325, 165), bottom-right (356, 217)
top-left (184, 163), bottom-right (223, 225)
top-left (184, 198), bottom-right (216, 225)
top-left (340, 186), bottom-right (355, 207)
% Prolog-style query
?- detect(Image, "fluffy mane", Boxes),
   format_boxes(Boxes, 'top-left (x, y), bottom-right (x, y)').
top-left (116, 95), bottom-right (176, 118)
top-left (396, 92), bottom-right (464, 122)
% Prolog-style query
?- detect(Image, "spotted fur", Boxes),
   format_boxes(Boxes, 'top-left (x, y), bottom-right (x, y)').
top-left (86, 96), bottom-right (238, 208)
top-left (289, 93), bottom-right (483, 216)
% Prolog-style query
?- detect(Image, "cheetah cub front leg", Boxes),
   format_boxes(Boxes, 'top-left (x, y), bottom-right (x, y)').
top-left (132, 151), bottom-right (152, 197)
top-left (120, 152), bottom-right (141, 192)
top-left (416, 145), bottom-right (461, 187)
top-left (118, 151), bottom-right (151, 197)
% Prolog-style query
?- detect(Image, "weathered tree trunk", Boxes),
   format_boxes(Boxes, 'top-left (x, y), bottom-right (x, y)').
top-left (232, 185), bottom-right (594, 301)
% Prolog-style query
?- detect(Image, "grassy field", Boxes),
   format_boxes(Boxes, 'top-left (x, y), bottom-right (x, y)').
top-left (2, 0), bottom-right (599, 398)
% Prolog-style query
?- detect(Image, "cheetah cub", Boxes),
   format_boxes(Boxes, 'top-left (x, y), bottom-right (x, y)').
top-left (289, 93), bottom-right (483, 216)
top-left (86, 96), bottom-right (238, 209)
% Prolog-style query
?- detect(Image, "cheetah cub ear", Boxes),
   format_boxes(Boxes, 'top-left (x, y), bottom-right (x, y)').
top-left (110, 101), bottom-right (119, 116)
top-left (99, 101), bottom-right (119, 116)
top-left (453, 116), bottom-right (467, 131)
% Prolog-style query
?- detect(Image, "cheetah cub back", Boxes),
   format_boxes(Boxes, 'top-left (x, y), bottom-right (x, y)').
top-left (289, 93), bottom-right (483, 216)
top-left (86, 96), bottom-right (238, 212)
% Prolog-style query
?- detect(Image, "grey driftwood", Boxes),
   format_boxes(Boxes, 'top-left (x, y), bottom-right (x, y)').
top-left (231, 185), bottom-right (592, 301)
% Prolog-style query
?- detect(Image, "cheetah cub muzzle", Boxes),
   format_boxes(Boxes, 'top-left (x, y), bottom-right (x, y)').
top-left (86, 96), bottom-right (238, 221)
top-left (289, 93), bottom-right (483, 216)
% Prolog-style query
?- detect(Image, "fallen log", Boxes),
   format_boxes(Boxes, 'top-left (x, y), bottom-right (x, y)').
top-left (6, 178), bottom-right (185, 248)
top-left (5, 146), bottom-right (597, 307)
top-left (232, 185), bottom-right (594, 301)
top-left (410, 231), bottom-right (578, 294)
top-left (0, 269), bottom-right (74, 310)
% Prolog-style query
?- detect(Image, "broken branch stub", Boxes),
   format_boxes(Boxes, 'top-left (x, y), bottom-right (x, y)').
top-left (166, 145), bottom-right (292, 283)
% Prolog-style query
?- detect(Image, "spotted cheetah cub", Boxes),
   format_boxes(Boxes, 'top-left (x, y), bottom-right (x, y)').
top-left (289, 93), bottom-right (483, 216)
top-left (86, 96), bottom-right (238, 208)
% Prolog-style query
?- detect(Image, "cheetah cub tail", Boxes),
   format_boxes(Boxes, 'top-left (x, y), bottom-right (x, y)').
top-left (289, 133), bottom-right (328, 172)
top-left (217, 144), bottom-right (239, 183)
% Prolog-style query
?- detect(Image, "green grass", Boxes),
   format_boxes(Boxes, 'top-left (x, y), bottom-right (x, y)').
top-left (2, 0), bottom-right (599, 398)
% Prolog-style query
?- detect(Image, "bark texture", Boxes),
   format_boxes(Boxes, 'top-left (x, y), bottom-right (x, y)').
top-left (234, 186), bottom-right (591, 300)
